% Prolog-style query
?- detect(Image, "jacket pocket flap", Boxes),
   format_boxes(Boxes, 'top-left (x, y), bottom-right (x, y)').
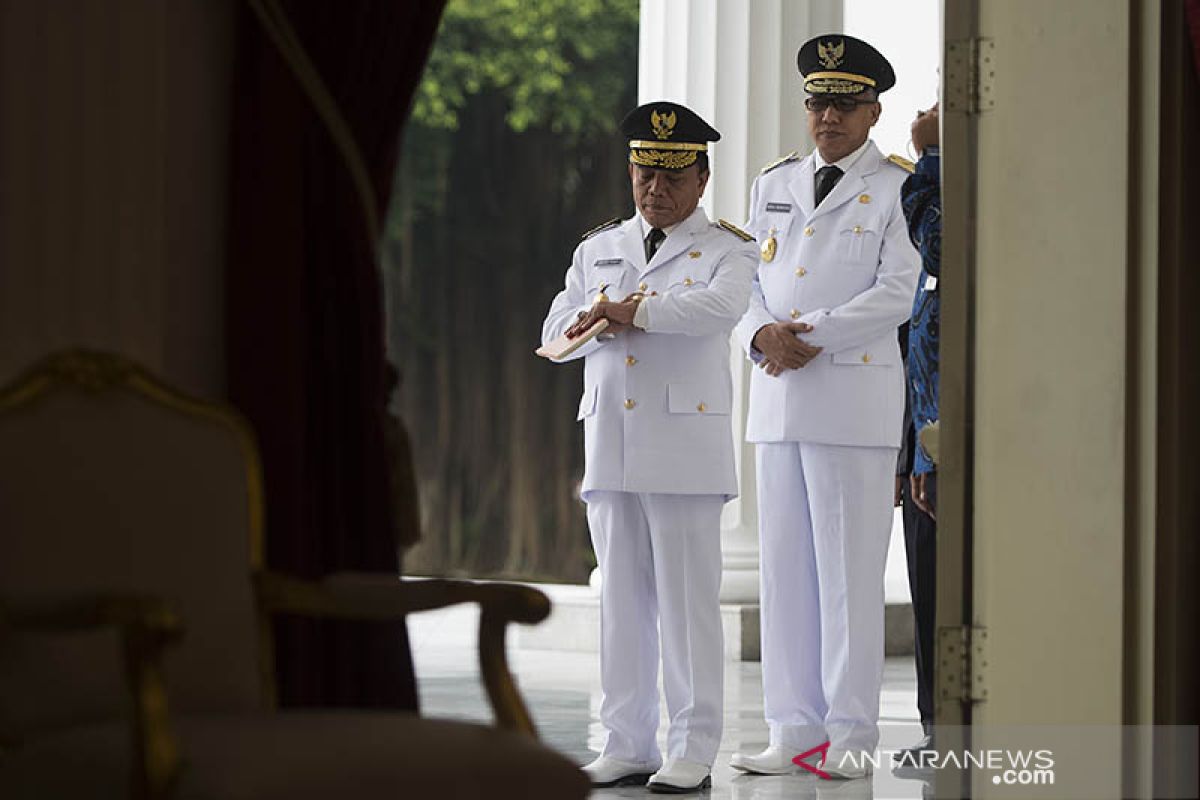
top-left (831, 346), bottom-right (897, 366)
top-left (586, 264), bottom-right (628, 295)
top-left (838, 214), bottom-right (886, 235)
top-left (667, 382), bottom-right (731, 415)
top-left (577, 384), bottom-right (598, 419)
top-left (665, 275), bottom-right (710, 291)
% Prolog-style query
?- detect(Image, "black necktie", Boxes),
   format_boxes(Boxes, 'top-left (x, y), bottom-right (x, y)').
top-left (644, 227), bottom-right (666, 263)
top-left (814, 165), bottom-right (843, 207)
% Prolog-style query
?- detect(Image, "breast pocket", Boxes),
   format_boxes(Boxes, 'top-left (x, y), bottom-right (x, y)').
top-left (838, 217), bottom-right (884, 264)
top-left (586, 263), bottom-right (630, 300)
top-left (662, 263), bottom-right (712, 293)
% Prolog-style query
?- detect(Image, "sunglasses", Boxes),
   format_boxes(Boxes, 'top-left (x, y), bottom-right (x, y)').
top-left (804, 96), bottom-right (876, 114)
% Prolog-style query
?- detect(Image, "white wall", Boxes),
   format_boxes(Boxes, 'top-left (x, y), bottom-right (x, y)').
top-left (844, 0), bottom-right (941, 158)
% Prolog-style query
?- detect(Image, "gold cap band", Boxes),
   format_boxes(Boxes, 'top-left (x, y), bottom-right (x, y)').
top-left (804, 70), bottom-right (877, 87)
top-left (629, 149), bottom-right (700, 169)
top-left (628, 140), bottom-right (708, 152)
top-left (805, 78), bottom-right (872, 95)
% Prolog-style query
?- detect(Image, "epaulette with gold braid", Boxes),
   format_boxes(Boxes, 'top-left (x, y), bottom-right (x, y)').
top-left (886, 154), bottom-right (915, 173)
top-left (717, 219), bottom-right (755, 242)
top-left (581, 218), bottom-right (621, 240)
top-left (759, 151), bottom-right (799, 175)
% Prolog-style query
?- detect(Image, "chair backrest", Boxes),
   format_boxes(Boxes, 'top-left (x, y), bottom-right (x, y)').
top-left (0, 351), bottom-right (267, 741)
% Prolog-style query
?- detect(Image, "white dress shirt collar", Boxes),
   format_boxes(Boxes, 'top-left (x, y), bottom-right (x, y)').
top-left (638, 215), bottom-right (682, 240)
top-left (812, 137), bottom-right (873, 173)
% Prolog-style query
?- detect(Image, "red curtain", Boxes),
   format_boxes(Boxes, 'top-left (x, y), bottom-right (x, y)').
top-left (226, 0), bottom-right (446, 710)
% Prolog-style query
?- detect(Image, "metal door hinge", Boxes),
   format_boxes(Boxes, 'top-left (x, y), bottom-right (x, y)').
top-left (945, 38), bottom-right (996, 114)
top-left (938, 625), bottom-right (989, 704)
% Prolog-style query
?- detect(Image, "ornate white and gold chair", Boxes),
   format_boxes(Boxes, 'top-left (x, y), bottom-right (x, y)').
top-left (0, 350), bottom-right (587, 799)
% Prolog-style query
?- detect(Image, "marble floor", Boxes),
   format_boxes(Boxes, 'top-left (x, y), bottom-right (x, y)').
top-left (409, 602), bottom-right (935, 800)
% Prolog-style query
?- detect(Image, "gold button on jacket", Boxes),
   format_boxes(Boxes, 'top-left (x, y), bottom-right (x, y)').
top-left (624, 398), bottom-right (636, 410)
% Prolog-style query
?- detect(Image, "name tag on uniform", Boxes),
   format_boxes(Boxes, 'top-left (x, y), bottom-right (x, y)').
top-left (765, 202), bottom-right (792, 213)
top-left (594, 258), bottom-right (623, 266)
top-left (924, 275), bottom-right (938, 292)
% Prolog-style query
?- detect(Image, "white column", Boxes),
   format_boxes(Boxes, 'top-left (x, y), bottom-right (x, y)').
top-left (638, 0), bottom-right (841, 603)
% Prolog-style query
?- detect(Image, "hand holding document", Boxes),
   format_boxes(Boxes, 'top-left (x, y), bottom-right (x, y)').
top-left (536, 318), bottom-right (609, 361)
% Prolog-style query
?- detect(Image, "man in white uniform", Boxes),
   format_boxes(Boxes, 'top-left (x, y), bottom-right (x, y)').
top-left (729, 35), bottom-right (920, 780)
top-left (541, 101), bottom-right (757, 794)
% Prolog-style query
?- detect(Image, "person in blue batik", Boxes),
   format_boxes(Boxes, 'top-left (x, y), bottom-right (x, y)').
top-left (894, 102), bottom-right (941, 766)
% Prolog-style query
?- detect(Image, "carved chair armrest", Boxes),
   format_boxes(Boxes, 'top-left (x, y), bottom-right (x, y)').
top-left (0, 593), bottom-right (184, 800)
top-left (253, 571), bottom-right (550, 736)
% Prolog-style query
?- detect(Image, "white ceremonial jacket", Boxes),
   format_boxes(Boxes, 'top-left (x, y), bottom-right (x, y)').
top-left (542, 207), bottom-right (758, 499)
top-left (733, 141), bottom-right (920, 447)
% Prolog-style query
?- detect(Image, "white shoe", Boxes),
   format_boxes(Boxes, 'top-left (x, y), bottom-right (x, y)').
top-left (821, 749), bottom-right (874, 780)
top-left (647, 759), bottom-right (712, 793)
top-left (730, 744), bottom-right (812, 775)
top-left (581, 755), bottom-right (658, 788)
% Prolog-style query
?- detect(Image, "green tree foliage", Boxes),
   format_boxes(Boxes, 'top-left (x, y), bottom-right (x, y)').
top-left (384, 0), bottom-right (639, 582)
top-left (411, 0), bottom-right (638, 136)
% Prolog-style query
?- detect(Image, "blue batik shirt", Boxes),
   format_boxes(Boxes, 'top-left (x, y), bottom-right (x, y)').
top-left (901, 148), bottom-right (941, 475)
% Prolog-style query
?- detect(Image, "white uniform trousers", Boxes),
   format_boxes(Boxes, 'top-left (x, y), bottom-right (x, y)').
top-left (755, 442), bottom-right (896, 754)
top-left (586, 491), bottom-right (725, 767)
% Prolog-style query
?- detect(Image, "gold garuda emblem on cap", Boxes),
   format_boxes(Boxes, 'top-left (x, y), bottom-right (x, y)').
top-left (651, 109), bottom-right (677, 140)
top-left (818, 39), bottom-right (845, 69)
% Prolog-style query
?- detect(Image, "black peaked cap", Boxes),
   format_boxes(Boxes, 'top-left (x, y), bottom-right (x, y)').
top-left (797, 33), bottom-right (896, 95)
top-left (620, 101), bottom-right (720, 170)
